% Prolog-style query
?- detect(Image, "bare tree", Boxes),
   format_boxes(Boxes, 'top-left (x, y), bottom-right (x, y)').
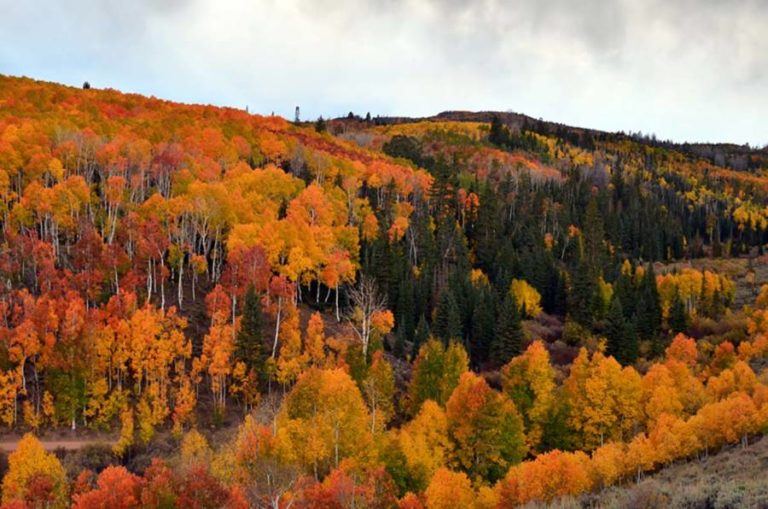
top-left (244, 458), bottom-right (299, 509)
top-left (347, 276), bottom-right (387, 358)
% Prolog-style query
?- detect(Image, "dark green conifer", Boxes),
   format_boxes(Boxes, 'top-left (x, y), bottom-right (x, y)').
top-left (235, 285), bottom-right (267, 382)
top-left (668, 290), bottom-right (689, 334)
top-left (605, 295), bottom-right (638, 365)
top-left (433, 289), bottom-right (462, 344)
top-left (492, 294), bottom-right (523, 365)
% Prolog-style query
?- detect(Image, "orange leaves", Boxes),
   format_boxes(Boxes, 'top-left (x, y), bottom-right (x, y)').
top-left (398, 400), bottom-right (451, 491)
top-left (287, 183), bottom-right (342, 228)
top-left (276, 368), bottom-right (372, 474)
top-left (16, 175), bottom-right (91, 233)
top-left (304, 312), bottom-right (327, 368)
top-left (255, 130), bottom-right (288, 163)
top-left (642, 365), bottom-right (684, 425)
top-left (72, 466), bottom-right (142, 509)
top-left (371, 309), bottom-right (395, 336)
top-left (656, 268), bottom-right (734, 317)
top-left (296, 461), bottom-right (398, 509)
top-left (0, 75), bottom-right (439, 445)
top-left (220, 245), bottom-right (271, 311)
top-left (388, 216), bottom-right (410, 242)
top-left (362, 212), bottom-right (379, 241)
top-left (501, 340), bottom-right (556, 451)
top-left (689, 392), bottom-right (761, 449)
top-left (497, 450), bottom-right (592, 506)
top-left (665, 333), bottom-right (698, 366)
top-left (423, 468), bottom-right (474, 509)
top-left (445, 372), bottom-right (526, 482)
top-left (7, 74), bottom-right (768, 508)
top-left (276, 303), bottom-right (304, 386)
top-left (706, 361), bottom-right (758, 402)
top-left (563, 349), bottom-right (643, 450)
top-left (232, 416), bottom-right (279, 482)
top-left (494, 374), bottom-right (768, 506)
top-left (589, 442), bottom-right (627, 489)
top-left (1, 434), bottom-right (67, 508)
top-left (201, 316), bottom-right (235, 412)
top-left (0, 371), bottom-right (20, 426)
top-left (647, 413), bottom-right (698, 465)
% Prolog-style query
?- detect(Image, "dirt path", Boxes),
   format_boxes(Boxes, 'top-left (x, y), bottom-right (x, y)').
top-left (0, 436), bottom-right (115, 452)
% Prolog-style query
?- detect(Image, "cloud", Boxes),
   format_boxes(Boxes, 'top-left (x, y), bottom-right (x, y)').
top-left (0, 0), bottom-right (766, 145)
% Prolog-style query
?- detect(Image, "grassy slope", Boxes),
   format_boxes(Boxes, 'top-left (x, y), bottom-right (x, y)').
top-left (534, 436), bottom-right (768, 509)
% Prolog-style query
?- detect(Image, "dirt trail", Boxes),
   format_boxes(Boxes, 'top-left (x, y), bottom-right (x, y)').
top-left (0, 436), bottom-right (115, 452)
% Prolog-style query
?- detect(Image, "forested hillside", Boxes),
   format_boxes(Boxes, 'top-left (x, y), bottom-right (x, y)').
top-left (1, 75), bottom-right (768, 508)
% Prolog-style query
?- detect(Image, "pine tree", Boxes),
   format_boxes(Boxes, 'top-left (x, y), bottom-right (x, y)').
top-left (568, 256), bottom-right (597, 328)
top-left (433, 289), bottom-right (462, 344)
top-left (668, 290), bottom-right (689, 334)
top-left (473, 186), bottom-right (502, 271)
top-left (492, 294), bottom-right (523, 365)
top-left (235, 286), bottom-right (267, 381)
top-left (412, 314), bottom-right (430, 359)
top-left (605, 295), bottom-right (638, 365)
top-left (488, 115), bottom-right (508, 147)
top-left (429, 158), bottom-right (457, 219)
top-left (583, 196), bottom-right (606, 275)
top-left (613, 266), bottom-right (636, 319)
top-left (546, 268), bottom-right (567, 316)
top-left (314, 116), bottom-right (327, 133)
top-left (635, 264), bottom-right (661, 342)
top-left (471, 289), bottom-right (496, 365)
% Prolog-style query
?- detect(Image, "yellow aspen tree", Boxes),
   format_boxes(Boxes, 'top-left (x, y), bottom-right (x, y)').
top-left (2, 434), bottom-right (68, 508)
top-left (304, 312), bottom-right (327, 368)
top-left (276, 303), bottom-right (305, 386)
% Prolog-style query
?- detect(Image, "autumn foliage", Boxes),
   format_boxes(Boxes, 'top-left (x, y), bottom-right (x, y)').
top-left (1, 75), bottom-right (768, 508)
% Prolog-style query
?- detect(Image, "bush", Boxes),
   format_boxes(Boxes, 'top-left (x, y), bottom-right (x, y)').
top-left (561, 320), bottom-right (590, 347)
top-left (62, 445), bottom-right (118, 478)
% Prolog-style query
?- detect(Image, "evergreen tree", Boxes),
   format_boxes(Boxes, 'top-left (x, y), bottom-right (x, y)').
top-left (583, 196), bottom-right (606, 274)
top-left (635, 264), bottom-right (662, 342)
top-left (473, 186), bottom-right (502, 271)
top-left (605, 295), bottom-right (638, 365)
top-left (235, 285), bottom-right (267, 381)
top-left (433, 289), bottom-right (462, 344)
top-left (428, 158), bottom-right (457, 219)
top-left (613, 266), bottom-right (636, 319)
top-left (412, 314), bottom-right (430, 359)
top-left (546, 268), bottom-right (568, 316)
top-left (568, 256), bottom-right (597, 328)
top-left (470, 288), bottom-right (496, 365)
top-left (491, 294), bottom-right (523, 365)
top-left (668, 290), bottom-right (689, 334)
top-left (314, 116), bottom-right (327, 133)
top-left (488, 115), bottom-right (508, 146)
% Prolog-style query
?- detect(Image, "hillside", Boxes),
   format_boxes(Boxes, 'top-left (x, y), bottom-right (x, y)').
top-left (359, 110), bottom-right (768, 172)
top-left (553, 436), bottom-right (768, 508)
top-left (1, 75), bottom-right (768, 508)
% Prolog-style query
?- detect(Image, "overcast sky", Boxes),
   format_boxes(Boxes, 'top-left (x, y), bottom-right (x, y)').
top-left (1, 0), bottom-right (766, 145)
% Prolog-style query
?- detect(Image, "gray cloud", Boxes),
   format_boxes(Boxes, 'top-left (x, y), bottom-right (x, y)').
top-left (0, 0), bottom-right (766, 145)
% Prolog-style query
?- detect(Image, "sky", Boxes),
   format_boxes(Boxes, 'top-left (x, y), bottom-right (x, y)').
top-left (1, 0), bottom-right (766, 146)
